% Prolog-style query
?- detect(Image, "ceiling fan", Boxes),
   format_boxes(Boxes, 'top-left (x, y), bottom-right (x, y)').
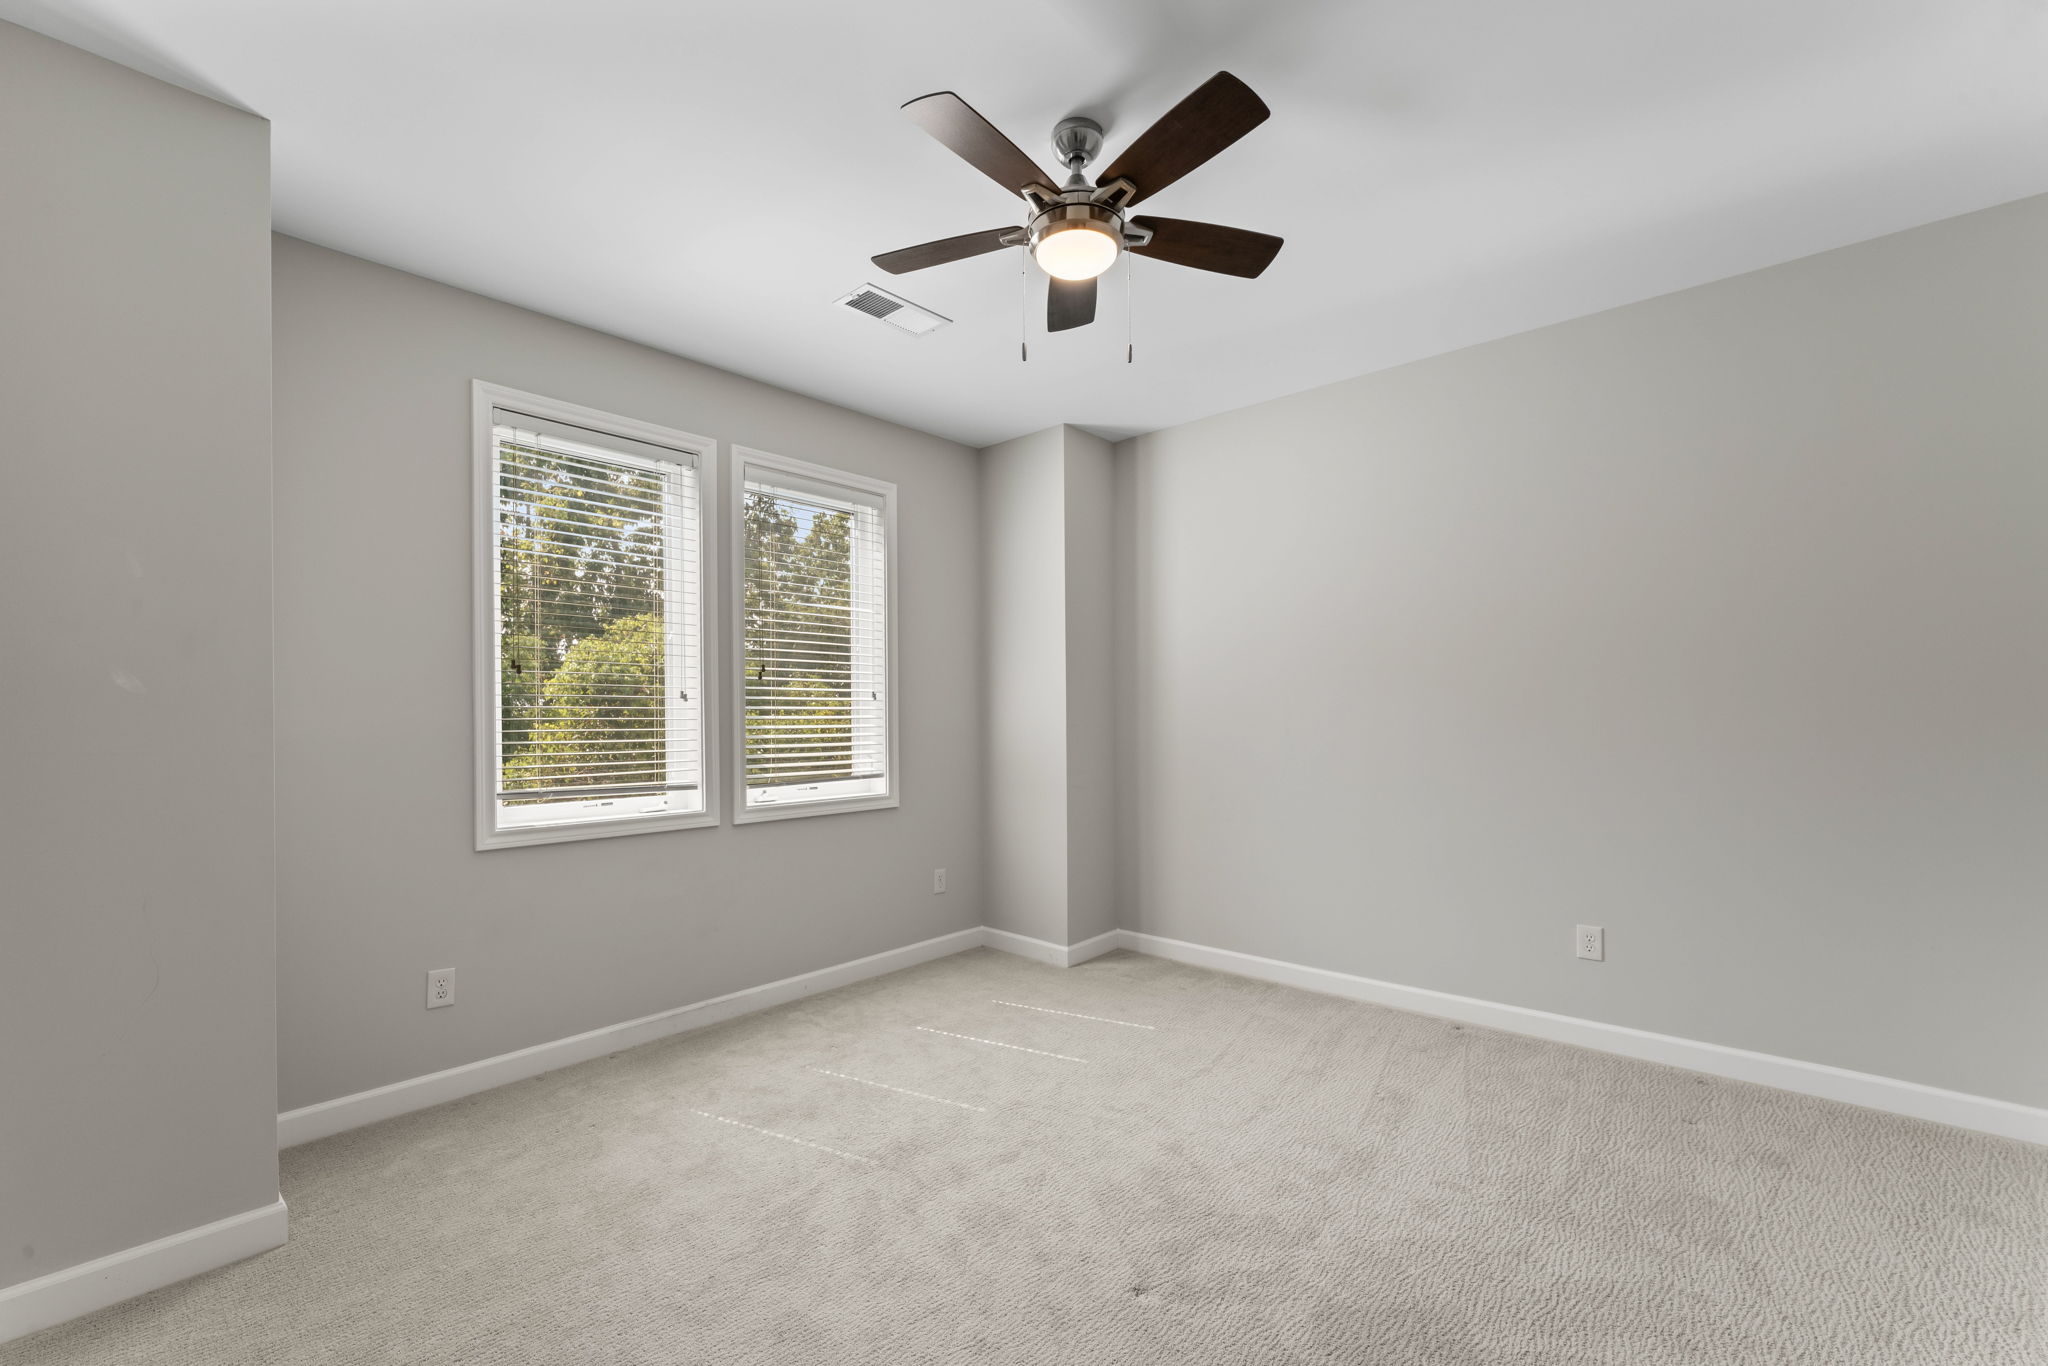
top-left (871, 72), bottom-right (1284, 334)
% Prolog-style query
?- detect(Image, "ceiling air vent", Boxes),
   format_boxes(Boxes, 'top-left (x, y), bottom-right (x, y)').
top-left (846, 290), bottom-right (902, 320)
top-left (834, 284), bottom-right (951, 336)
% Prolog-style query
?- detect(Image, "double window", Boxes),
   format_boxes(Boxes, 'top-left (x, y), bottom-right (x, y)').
top-left (474, 385), bottom-right (895, 847)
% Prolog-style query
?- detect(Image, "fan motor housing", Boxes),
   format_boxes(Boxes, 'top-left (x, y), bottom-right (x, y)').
top-left (1028, 199), bottom-right (1127, 256)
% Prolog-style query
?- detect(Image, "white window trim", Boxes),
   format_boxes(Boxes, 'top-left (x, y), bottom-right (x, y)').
top-left (472, 380), bottom-right (720, 849)
top-left (730, 445), bottom-right (900, 824)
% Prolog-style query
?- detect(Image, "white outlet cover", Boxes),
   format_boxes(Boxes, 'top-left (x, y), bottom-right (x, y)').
top-left (426, 968), bottom-right (455, 1008)
top-left (933, 868), bottom-right (947, 894)
top-left (1575, 926), bottom-right (1605, 962)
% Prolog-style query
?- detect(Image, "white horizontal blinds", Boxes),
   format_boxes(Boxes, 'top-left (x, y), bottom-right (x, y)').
top-left (493, 410), bottom-right (702, 829)
top-left (741, 467), bottom-right (888, 808)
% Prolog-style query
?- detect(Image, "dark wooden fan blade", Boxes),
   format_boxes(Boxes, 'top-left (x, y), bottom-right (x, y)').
top-left (1128, 218), bottom-right (1283, 278)
top-left (902, 92), bottom-right (1050, 198)
top-left (1047, 276), bottom-right (1097, 332)
top-left (872, 228), bottom-right (1017, 275)
top-left (1098, 72), bottom-right (1270, 205)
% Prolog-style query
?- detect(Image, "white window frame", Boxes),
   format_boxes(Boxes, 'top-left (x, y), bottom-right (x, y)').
top-left (472, 381), bottom-right (720, 849)
top-left (730, 446), bottom-right (899, 824)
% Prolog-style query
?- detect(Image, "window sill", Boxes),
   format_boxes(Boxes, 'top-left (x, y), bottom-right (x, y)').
top-left (476, 807), bottom-right (719, 851)
top-left (732, 792), bottom-right (900, 825)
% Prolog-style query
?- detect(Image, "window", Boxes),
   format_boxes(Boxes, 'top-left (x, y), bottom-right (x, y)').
top-left (474, 383), bottom-right (716, 847)
top-left (732, 447), bottom-right (896, 821)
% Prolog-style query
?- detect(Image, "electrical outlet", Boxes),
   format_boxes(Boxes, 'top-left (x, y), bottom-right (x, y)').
top-left (426, 968), bottom-right (455, 1009)
top-left (1575, 925), bottom-right (1604, 962)
top-left (932, 867), bottom-right (947, 894)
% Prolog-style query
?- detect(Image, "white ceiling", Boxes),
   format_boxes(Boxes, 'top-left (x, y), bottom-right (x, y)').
top-left (9, 0), bottom-right (2048, 447)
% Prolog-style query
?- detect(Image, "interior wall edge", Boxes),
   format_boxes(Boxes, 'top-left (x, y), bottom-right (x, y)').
top-left (2, 15), bottom-right (279, 1302)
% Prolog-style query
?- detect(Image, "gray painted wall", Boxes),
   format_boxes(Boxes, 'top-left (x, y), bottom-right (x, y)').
top-left (1116, 193), bottom-right (2048, 1109)
top-left (272, 237), bottom-right (982, 1112)
top-left (980, 426), bottom-right (1116, 949)
top-left (1062, 429), bottom-right (1117, 946)
top-left (980, 428), bottom-right (1070, 945)
top-left (0, 22), bottom-right (278, 1288)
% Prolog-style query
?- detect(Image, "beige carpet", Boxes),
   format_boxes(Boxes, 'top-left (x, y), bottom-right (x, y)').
top-left (9, 948), bottom-right (2046, 1365)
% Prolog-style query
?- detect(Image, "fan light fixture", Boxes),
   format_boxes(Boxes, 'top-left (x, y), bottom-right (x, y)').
top-left (1033, 221), bottom-right (1121, 281)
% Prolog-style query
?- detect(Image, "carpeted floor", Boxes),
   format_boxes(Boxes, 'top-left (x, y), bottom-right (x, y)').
top-left (9, 947), bottom-right (2046, 1365)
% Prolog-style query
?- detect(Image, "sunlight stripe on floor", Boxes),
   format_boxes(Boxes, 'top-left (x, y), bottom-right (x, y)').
top-left (991, 1000), bottom-right (1157, 1030)
top-left (808, 1068), bottom-right (988, 1112)
top-left (688, 1109), bottom-right (876, 1164)
top-left (915, 1026), bottom-right (1087, 1063)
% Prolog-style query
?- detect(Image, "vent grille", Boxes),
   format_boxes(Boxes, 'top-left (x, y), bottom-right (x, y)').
top-left (844, 290), bottom-right (904, 319)
top-left (832, 284), bottom-right (950, 337)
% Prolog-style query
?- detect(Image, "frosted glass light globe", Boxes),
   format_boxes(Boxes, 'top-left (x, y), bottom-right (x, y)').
top-left (1033, 223), bottom-right (1120, 281)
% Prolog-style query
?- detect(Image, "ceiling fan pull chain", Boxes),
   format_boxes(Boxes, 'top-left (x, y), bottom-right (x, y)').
top-left (1126, 256), bottom-right (1135, 364)
top-left (1019, 246), bottom-right (1029, 362)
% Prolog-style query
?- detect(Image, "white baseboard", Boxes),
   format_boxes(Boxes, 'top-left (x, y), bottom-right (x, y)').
top-left (278, 927), bottom-right (985, 1147)
top-left (39, 924), bottom-right (2028, 1346)
top-left (1118, 930), bottom-right (2047, 1146)
top-left (981, 927), bottom-right (1122, 968)
top-left (979, 927), bottom-right (1066, 966)
top-left (283, 922), bottom-right (1111, 1148)
top-left (1064, 929), bottom-right (1123, 966)
top-left (276, 920), bottom-right (2045, 1154)
top-left (0, 1197), bottom-right (286, 1345)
